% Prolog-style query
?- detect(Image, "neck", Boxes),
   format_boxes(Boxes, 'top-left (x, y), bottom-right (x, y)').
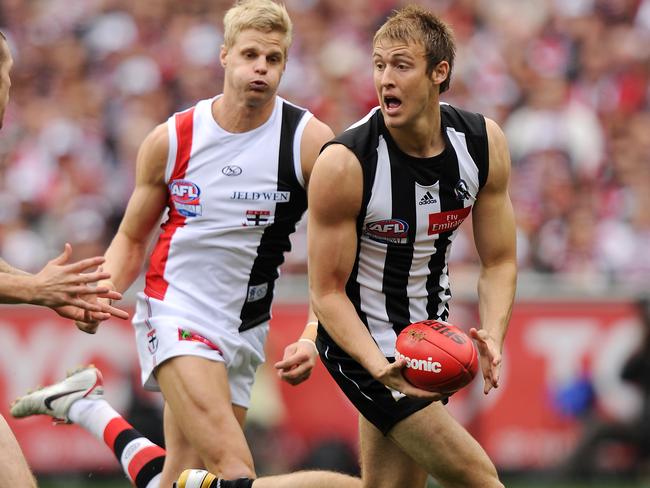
top-left (388, 104), bottom-right (444, 158)
top-left (212, 93), bottom-right (276, 133)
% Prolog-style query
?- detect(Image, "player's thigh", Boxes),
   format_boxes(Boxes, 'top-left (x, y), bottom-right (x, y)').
top-left (155, 356), bottom-right (253, 466)
top-left (359, 414), bottom-right (428, 488)
top-left (388, 402), bottom-right (502, 488)
top-left (0, 415), bottom-right (36, 488)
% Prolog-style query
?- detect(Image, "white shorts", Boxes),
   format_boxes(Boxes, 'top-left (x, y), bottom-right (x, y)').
top-left (132, 293), bottom-right (269, 408)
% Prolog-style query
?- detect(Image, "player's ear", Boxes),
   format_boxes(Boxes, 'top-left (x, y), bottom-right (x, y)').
top-left (430, 60), bottom-right (449, 88)
top-left (220, 45), bottom-right (228, 68)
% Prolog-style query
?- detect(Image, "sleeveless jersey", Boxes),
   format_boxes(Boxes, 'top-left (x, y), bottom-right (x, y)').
top-left (323, 104), bottom-right (489, 356)
top-left (144, 96), bottom-right (312, 332)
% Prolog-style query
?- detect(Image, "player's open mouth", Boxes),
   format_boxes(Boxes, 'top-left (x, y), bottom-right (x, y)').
top-left (384, 96), bottom-right (402, 113)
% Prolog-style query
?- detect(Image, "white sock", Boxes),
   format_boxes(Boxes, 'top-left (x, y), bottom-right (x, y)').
top-left (68, 398), bottom-right (120, 441)
top-left (145, 473), bottom-right (161, 488)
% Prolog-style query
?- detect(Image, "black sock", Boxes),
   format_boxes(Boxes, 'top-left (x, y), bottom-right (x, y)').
top-left (214, 478), bottom-right (254, 488)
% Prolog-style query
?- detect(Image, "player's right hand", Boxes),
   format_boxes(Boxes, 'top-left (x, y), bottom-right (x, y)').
top-left (30, 244), bottom-right (112, 309)
top-left (374, 358), bottom-right (444, 401)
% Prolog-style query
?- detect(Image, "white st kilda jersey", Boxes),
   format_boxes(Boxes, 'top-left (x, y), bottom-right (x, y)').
top-left (321, 104), bottom-right (489, 356)
top-left (144, 96), bottom-right (312, 331)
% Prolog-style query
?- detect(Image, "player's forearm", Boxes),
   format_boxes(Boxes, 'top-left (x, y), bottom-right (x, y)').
top-left (312, 290), bottom-right (389, 376)
top-left (0, 259), bottom-right (38, 303)
top-left (298, 302), bottom-right (319, 342)
top-left (0, 274), bottom-right (38, 304)
top-left (0, 258), bottom-right (29, 275)
top-left (477, 259), bottom-right (517, 347)
top-left (100, 232), bottom-right (149, 293)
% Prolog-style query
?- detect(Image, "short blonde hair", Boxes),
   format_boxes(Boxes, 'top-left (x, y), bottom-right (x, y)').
top-left (223, 0), bottom-right (292, 54)
top-left (374, 5), bottom-right (456, 93)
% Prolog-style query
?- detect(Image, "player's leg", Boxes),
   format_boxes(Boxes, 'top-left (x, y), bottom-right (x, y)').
top-left (175, 469), bottom-right (361, 488)
top-left (156, 355), bottom-right (255, 485)
top-left (0, 414), bottom-right (37, 488)
top-left (358, 415), bottom-right (428, 488)
top-left (158, 402), bottom-right (204, 487)
top-left (161, 401), bottom-right (248, 485)
top-left (11, 366), bottom-right (166, 488)
top-left (388, 402), bottom-right (503, 488)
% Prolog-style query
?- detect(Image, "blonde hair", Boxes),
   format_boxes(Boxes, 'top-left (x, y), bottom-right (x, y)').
top-left (223, 0), bottom-right (292, 54)
top-left (374, 5), bottom-right (456, 93)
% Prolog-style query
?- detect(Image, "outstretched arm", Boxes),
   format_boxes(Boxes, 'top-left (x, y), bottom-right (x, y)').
top-left (470, 118), bottom-right (517, 395)
top-left (274, 116), bottom-right (334, 385)
top-left (0, 244), bottom-right (126, 319)
top-left (75, 123), bottom-right (170, 333)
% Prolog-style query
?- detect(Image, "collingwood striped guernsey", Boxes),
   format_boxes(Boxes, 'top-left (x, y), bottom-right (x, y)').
top-left (320, 103), bottom-right (489, 357)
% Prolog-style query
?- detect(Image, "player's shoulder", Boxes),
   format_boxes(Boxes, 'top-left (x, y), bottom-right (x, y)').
top-left (325, 107), bottom-right (383, 160)
top-left (142, 122), bottom-right (169, 155)
top-left (135, 122), bottom-right (169, 183)
top-left (440, 102), bottom-right (486, 137)
top-left (302, 116), bottom-right (334, 149)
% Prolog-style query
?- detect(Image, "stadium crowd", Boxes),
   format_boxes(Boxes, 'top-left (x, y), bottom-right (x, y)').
top-left (0, 0), bottom-right (648, 287)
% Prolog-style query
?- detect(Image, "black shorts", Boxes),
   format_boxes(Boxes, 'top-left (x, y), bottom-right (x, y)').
top-left (317, 331), bottom-right (433, 435)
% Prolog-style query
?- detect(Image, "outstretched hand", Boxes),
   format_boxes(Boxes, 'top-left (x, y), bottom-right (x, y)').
top-left (374, 358), bottom-right (444, 401)
top-left (469, 327), bottom-right (502, 394)
top-left (29, 243), bottom-right (130, 329)
top-left (31, 244), bottom-right (112, 310)
top-left (57, 290), bottom-right (129, 324)
top-left (274, 340), bottom-right (318, 386)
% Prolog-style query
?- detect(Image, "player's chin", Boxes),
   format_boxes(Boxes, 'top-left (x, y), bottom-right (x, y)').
top-left (381, 112), bottom-right (407, 129)
top-left (245, 87), bottom-right (275, 104)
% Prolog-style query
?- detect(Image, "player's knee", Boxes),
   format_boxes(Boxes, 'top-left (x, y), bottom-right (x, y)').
top-left (442, 467), bottom-right (502, 488)
top-left (208, 456), bottom-right (255, 480)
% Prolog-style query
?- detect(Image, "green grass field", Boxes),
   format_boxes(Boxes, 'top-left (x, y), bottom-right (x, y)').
top-left (37, 478), bottom-right (650, 488)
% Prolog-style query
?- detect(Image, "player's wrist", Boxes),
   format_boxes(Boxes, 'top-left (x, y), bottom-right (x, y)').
top-left (16, 275), bottom-right (39, 304)
top-left (298, 337), bottom-right (318, 355)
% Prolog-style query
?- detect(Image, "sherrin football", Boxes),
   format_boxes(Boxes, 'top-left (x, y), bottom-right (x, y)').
top-left (395, 320), bottom-right (479, 393)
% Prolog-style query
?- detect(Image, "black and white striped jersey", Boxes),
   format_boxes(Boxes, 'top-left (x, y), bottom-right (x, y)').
top-left (324, 104), bottom-right (489, 356)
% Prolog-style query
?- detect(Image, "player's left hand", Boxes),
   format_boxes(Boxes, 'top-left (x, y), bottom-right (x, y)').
top-left (469, 327), bottom-right (502, 394)
top-left (274, 340), bottom-right (318, 386)
top-left (55, 290), bottom-right (129, 323)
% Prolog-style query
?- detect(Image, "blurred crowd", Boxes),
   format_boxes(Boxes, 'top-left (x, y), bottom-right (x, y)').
top-left (0, 0), bottom-right (648, 288)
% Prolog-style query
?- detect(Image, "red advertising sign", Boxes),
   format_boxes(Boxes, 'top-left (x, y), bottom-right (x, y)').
top-left (476, 301), bottom-right (642, 469)
top-left (0, 300), bottom-right (643, 472)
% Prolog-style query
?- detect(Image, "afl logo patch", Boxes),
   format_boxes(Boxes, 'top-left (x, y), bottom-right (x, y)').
top-left (222, 165), bottom-right (242, 176)
top-left (170, 180), bottom-right (202, 217)
top-left (364, 219), bottom-right (409, 245)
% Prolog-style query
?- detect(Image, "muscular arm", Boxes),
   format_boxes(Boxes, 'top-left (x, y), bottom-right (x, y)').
top-left (297, 114), bottom-right (333, 343)
top-left (470, 117), bottom-right (517, 393)
top-left (76, 123), bottom-right (169, 332)
top-left (309, 145), bottom-right (379, 367)
top-left (308, 144), bottom-right (438, 399)
top-left (0, 259), bottom-right (27, 275)
top-left (100, 124), bottom-right (170, 293)
top-left (0, 245), bottom-right (124, 316)
top-left (273, 116), bottom-right (334, 385)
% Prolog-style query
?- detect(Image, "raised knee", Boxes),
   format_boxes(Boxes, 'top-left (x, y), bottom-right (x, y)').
top-left (216, 461), bottom-right (255, 480)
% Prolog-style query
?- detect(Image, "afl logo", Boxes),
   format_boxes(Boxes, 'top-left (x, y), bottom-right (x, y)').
top-left (170, 180), bottom-right (202, 217)
top-left (222, 165), bottom-right (242, 176)
top-left (364, 219), bottom-right (409, 245)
